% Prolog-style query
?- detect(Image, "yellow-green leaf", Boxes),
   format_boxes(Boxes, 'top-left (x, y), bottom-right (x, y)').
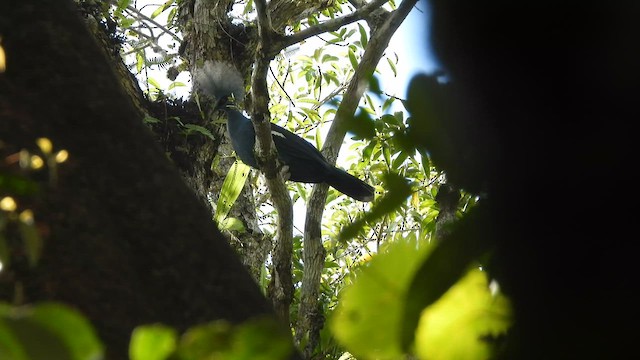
top-left (348, 48), bottom-right (358, 71)
top-left (415, 269), bottom-right (512, 360)
top-left (215, 161), bottom-right (250, 225)
top-left (130, 324), bottom-right (177, 360)
top-left (330, 238), bottom-right (431, 360)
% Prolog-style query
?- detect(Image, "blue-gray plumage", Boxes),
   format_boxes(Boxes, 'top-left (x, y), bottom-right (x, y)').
top-left (196, 61), bottom-right (375, 202)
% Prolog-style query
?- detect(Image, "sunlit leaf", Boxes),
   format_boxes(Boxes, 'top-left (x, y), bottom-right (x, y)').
top-left (415, 269), bottom-right (512, 360)
top-left (136, 51), bottom-right (144, 72)
top-left (382, 96), bottom-right (395, 111)
top-left (348, 48), bottom-right (358, 71)
top-left (147, 77), bottom-right (161, 90)
top-left (119, 17), bottom-right (135, 28)
top-left (130, 324), bottom-right (177, 360)
top-left (358, 23), bottom-right (368, 47)
top-left (219, 217), bottom-right (245, 232)
top-left (386, 57), bottom-right (397, 77)
top-left (215, 161), bottom-right (250, 225)
top-left (330, 238), bottom-right (431, 360)
top-left (150, 0), bottom-right (174, 19)
top-left (400, 206), bottom-right (495, 351)
top-left (117, 0), bottom-right (132, 12)
top-left (167, 82), bottom-right (185, 90)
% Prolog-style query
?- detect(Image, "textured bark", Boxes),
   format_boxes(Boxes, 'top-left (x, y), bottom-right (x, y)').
top-left (299, 1), bottom-right (418, 356)
top-left (176, 0), bottom-right (270, 282)
top-left (0, 1), bottom-right (280, 359)
top-left (434, 183), bottom-right (460, 240)
top-left (252, 0), bottom-right (295, 326)
top-left (297, 188), bottom-right (328, 354)
top-left (268, 0), bottom-right (336, 33)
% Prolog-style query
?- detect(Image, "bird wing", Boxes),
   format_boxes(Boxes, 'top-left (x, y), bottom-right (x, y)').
top-left (269, 123), bottom-right (328, 165)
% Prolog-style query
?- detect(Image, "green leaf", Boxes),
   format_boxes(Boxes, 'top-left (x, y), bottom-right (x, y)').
top-left (219, 217), bottom-right (245, 232)
top-left (116, 0), bottom-right (131, 11)
top-left (383, 144), bottom-right (391, 167)
top-left (136, 51), bottom-right (144, 72)
top-left (150, 0), bottom-right (174, 19)
top-left (400, 206), bottom-right (496, 352)
top-left (362, 139), bottom-right (378, 162)
top-left (321, 54), bottom-right (339, 63)
top-left (338, 172), bottom-right (413, 241)
top-left (392, 151), bottom-right (409, 170)
top-left (147, 77), bottom-right (161, 90)
top-left (177, 317), bottom-right (292, 360)
top-left (119, 17), bottom-right (135, 29)
top-left (0, 302), bottom-right (104, 360)
top-left (343, 110), bottom-right (376, 140)
top-left (130, 324), bottom-right (177, 360)
top-left (315, 124), bottom-right (323, 150)
top-left (330, 237), bottom-right (431, 360)
top-left (182, 124), bottom-right (215, 140)
top-left (225, 317), bottom-right (293, 360)
top-left (348, 48), bottom-right (358, 71)
top-left (358, 23), bottom-right (368, 47)
top-left (143, 116), bottom-right (161, 124)
top-left (386, 57), bottom-right (397, 77)
top-left (382, 96), bottom-right (395, 111)
top-left (0, 316), bottom-right (28, 360)
top-left (215, 161), bottom-right (251, 225)
top-left (167, 82), bottom-right (185, 90)
top-left (414, 269), bottom-right (512, 360)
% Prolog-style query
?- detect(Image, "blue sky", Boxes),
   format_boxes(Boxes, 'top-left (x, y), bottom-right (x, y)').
top-left (383, 0), bottom-right (439, 99)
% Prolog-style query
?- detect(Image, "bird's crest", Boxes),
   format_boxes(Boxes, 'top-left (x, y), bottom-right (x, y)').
top-left (194, 61), bottom-right (245, 102)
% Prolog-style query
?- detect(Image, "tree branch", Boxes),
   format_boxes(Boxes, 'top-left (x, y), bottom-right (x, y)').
top-left (298, 0), bottom-right (419, 354)
top-left (125, 4), bottom-right (183, 43)
top-left (251, 0), bottom-right (295, 326)
top-left (273, 0), bottom-right (390, 52)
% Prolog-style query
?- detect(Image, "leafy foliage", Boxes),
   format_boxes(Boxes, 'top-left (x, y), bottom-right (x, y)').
top-left (330, 237), bottom-right (432, 360)
top-left (0, 138), bottom-right (68, 272)
top-left (0, 302), bottom-right (104, 360)
top-left (1, 1), bottom-right (515, 359)
top-left (130, 317), bottom-right (293, 360)
top-left (414, 269), bottom-right (511, 360)
top-left (216, 161), bottom-right (251, 231)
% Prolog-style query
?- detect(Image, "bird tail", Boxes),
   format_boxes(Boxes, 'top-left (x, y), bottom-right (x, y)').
top-left (326, 167), bottom-right (375, 202)
top-left (194, 61), bottom-right (245, 102)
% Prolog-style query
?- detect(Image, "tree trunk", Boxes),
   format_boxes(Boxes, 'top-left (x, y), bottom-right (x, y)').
top-left (298, 1), bottom-right (418, 355)
top-left (0, 1), bottom-right (286, 358)
top-left (175, 0), bottom-right (272, 283)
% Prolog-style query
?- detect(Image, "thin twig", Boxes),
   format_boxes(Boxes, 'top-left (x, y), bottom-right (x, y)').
top-left (276, 0), bottom-right (390, 51)
top-left (125, 5), bottom-right (182, 43)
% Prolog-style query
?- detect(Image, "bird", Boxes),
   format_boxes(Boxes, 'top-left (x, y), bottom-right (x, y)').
top-left (195, 61), bottom-right (375, 202)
